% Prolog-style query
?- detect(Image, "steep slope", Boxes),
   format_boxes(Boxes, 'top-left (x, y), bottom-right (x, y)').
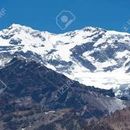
top-left (85, 107), bottom-right (130, 130)
top-left (0, 58), bottom-right (128, 130)
top-left (35, 107), bottom-right (130, 130)
top-left (0, 24), bottom-right (130, 98)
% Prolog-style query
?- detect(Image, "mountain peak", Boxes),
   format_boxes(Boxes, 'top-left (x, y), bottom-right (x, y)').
top-left (10, 23), bottom-right (24, 28)
top-left (82, 26), bottom-right (106, 32)
top-left (0, 24), bottom-right (130, 99)
top-left (8, 23), bottom-right (28, 30)
top-left (5, 23), bottom-right (36, 34)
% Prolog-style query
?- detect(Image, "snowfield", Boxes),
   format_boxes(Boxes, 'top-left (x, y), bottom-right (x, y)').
top-left (0, 24), bottom-right (130, 97)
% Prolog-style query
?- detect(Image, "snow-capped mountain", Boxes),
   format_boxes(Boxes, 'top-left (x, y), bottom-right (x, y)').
top-left (0, 57), bottom-right (127, 130)
top-left (0, 24), bottom-right (130, 97)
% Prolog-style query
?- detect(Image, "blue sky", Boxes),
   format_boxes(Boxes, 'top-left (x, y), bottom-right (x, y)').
top-left (0, 0), bottom-right (130, 33)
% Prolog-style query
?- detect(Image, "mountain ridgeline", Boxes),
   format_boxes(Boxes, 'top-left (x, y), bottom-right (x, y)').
top-left (0, 24), bottom-right (130, 98)
top-left (0, 58), bottom-right (128, 130)
top-left (0, 24), bottom-right (130, 130)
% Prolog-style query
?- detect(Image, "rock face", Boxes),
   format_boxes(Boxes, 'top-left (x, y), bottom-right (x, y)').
top-left (0, 58), bottom-right (128, 130)
top-left (85, 107), bottom-right (130, 130)
top-left (0, 24), bottom-right (130, 98)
